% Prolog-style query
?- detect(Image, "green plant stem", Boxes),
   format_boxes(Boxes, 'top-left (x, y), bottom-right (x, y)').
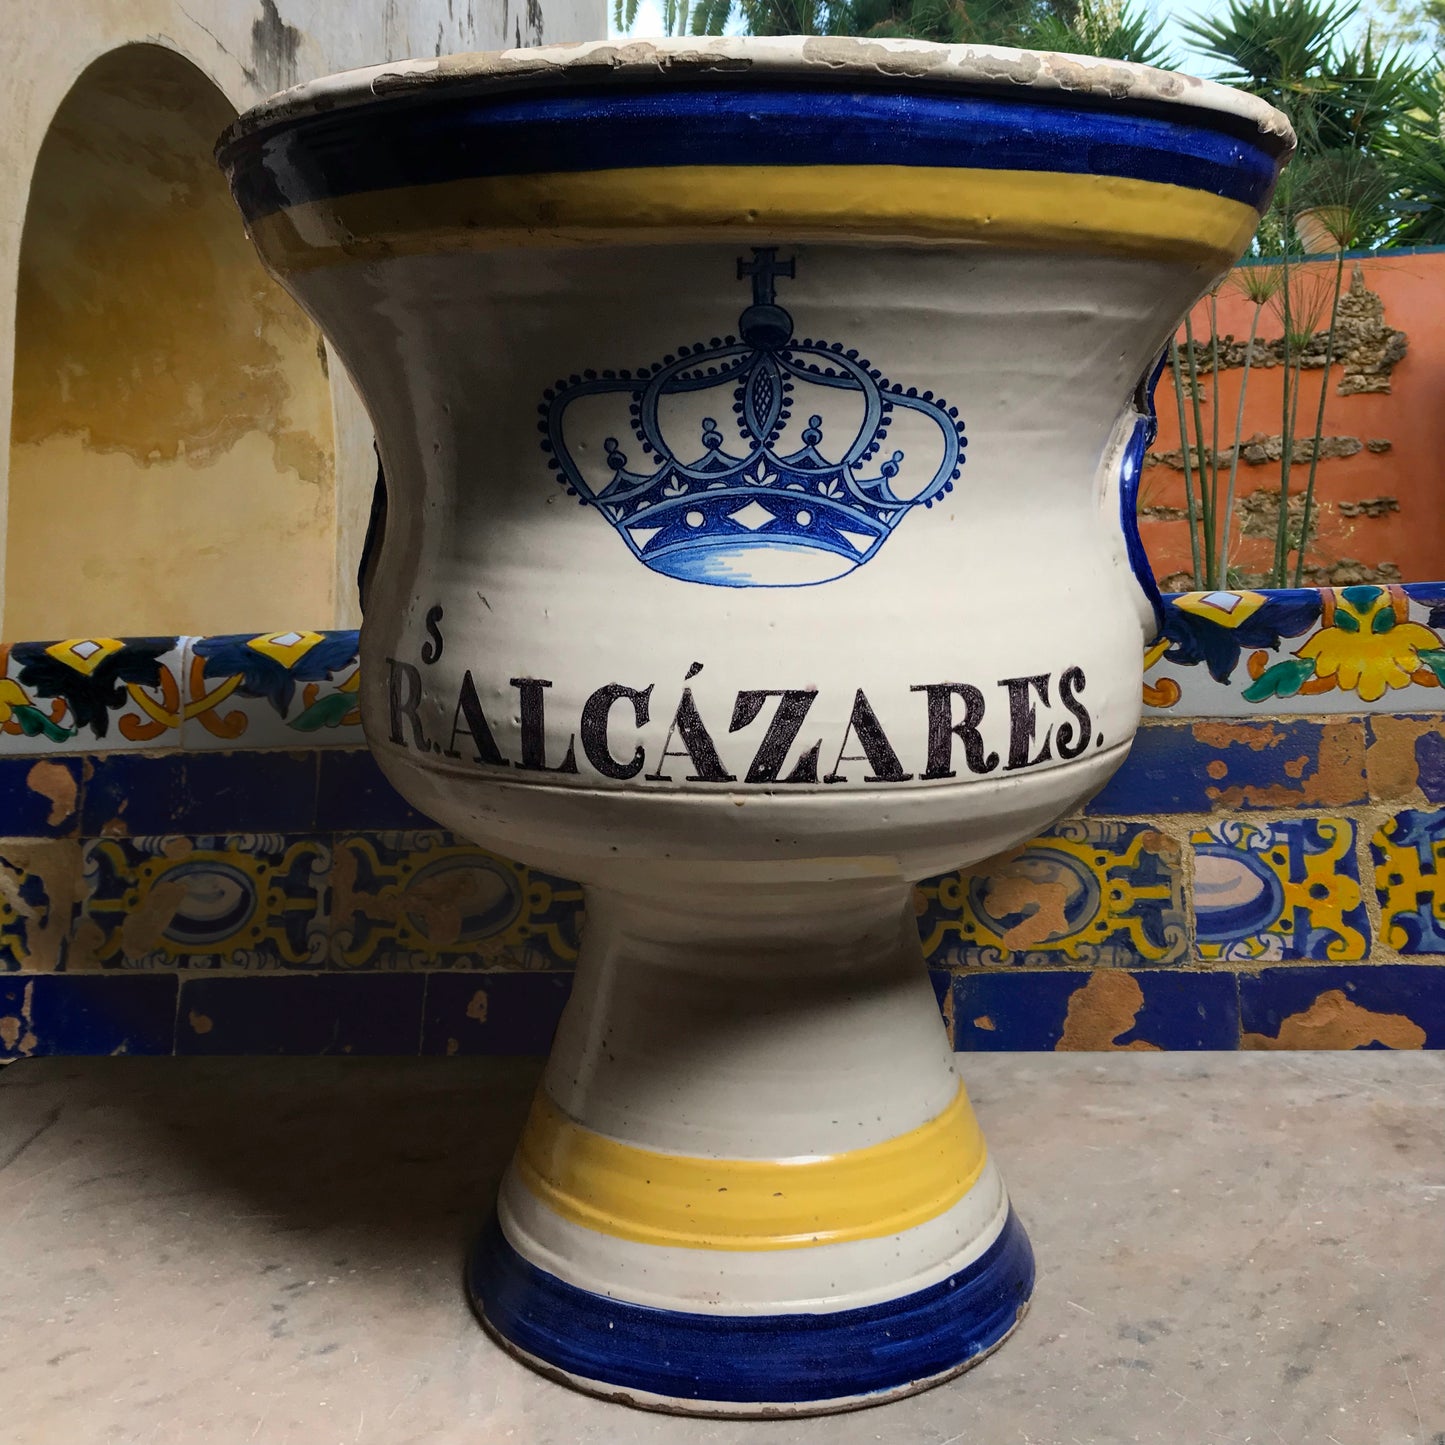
top-left (1275, 249), bottom-right (1295, 588)
top-left (1169, 341), bottom-right (1205, 587)
top-left (1219, 300), bottom-right (1263, 583)
top-left (1292, 247), bottom-right (1349, 587)
top-left (1184, 312), bottom-right (1213, 587)
top-left (1209, 292), bottom-right (1222, 585)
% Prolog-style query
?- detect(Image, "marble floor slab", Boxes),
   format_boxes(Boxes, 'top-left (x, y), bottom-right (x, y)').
top-left (1, 1050), bottom-right (1442, 1445)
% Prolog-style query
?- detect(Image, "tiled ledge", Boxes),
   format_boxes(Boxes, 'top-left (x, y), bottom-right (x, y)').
top-left (3, 591), bottom-right (1445, 1060)
top-left (4, 585), bottom-right (1445, 762)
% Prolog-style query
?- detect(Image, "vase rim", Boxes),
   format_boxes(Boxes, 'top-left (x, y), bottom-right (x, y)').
top-left (219, 36), bottom-right (1294, 155)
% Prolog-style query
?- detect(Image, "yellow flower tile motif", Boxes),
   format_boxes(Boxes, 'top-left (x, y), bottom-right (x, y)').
top-left (1296, 588), bottom-right (1444, 704)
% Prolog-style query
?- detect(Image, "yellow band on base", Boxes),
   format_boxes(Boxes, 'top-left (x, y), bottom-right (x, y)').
top-left (249, 164), bottom-right (1260, 273)
top-left (513, 1082), bottom-right (989, 1251)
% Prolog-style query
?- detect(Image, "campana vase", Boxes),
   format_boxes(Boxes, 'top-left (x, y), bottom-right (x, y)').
top-left (220, 38), bottom-right (1291, 1416)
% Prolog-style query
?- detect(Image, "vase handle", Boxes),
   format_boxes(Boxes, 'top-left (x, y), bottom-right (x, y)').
top-left (1099, 350), bottom-right (1168, 647)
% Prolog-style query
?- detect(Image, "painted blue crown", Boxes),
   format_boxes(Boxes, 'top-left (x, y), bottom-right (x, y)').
top-left (539, 251), bottom-right (966, 588)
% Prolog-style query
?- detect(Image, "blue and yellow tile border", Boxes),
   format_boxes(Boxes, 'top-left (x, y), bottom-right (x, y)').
top-left (4, 592), bottom-right (1445, 1058)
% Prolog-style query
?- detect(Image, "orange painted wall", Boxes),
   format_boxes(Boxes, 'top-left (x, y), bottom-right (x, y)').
top-left (1141, 249), bottom-right (1445, 588)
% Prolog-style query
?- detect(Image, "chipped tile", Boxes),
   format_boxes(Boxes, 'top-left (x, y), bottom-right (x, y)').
top-left (953, 969), bottom-right (1240, 1051)
top-left (420, 972), bottom-right (573, 1056)
top-left (81, 753), bottom-right (317, 837)
top-left (0, 973), bottom-right (177, 1059)
top-left (1239, 966), bottom-right (1444, 1048)
top-left (0, 757), bottom-right (83, 837)
top-left (1373, 808), bottom-right (1445, 954)
top-left (72, 836), bottom-right (330, 971)
top-left (1088, 718), bottom-right (1367, 815)
top-left (916, 820), bottom-right (1186, 968)
top-left (0, 839), bottom-right (82, 971)
top-left (1192, 818), bottom-right (1370, 962)
top-left (330, 832), bottom-right (582, 969)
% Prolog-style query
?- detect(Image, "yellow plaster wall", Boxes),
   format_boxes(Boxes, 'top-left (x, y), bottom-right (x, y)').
top-left (5, 45), bottom-right (335, 638)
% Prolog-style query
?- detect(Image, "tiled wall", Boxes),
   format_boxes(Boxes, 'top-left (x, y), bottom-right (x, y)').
top-left (4, 594), bottom-right (1445, 1058)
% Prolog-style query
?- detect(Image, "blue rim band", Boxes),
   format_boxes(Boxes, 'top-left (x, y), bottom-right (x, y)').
top-left (469, 1206), bottom-right (1035, 1404)
top-left (1121, 350), bottom-right (1169, 644)
top-left (223, 85), bottom-right (1285, 225)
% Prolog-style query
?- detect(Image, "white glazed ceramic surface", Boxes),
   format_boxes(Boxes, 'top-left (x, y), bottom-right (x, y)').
top-left (221, 37), bottom-right (1291, 1415)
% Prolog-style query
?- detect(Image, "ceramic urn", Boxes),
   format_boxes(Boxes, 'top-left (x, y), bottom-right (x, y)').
top-left (220, 38), bottom-right (1292, 1416)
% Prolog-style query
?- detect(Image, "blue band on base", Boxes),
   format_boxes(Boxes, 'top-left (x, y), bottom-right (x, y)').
top-left (468, 1206), bottom-right (1035, 1405)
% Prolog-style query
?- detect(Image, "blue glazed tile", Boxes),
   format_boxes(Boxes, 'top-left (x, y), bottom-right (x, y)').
top-left (315, 749), bottom-right (438, 832)
top-left (1192, 818), bottom-right (1370, 962)
top-left (330, 832), bottom-right (582, 969)
top-left (1239, 965), bottom-right (1445, 1048)
top-left (0, 973), bottom-right (177, 1059)
top-left (0, 839), bottom-right (81, 971)
top-left (176, 974), bottom-right (425, 1055)
top-left (73, 835), bottom-right (331, 971)
top-left (180, 752), bottom-right (318, 835)
top-left (0, 756), bottom-right (82, 836)
top-left (953, 969), bottom-right (1240, 1051)
top-left (1087, 718), bottom-right (1366, 815)
top-left (1373, 809), bottom-right (1445, 954)
top-left (1411, 726), bottom-right (1445, 803)
top-left (917, 820), bottom-right (1186, 967)
top-left (421, 971), bottom-right (573, 1056)
top-left (81, 753), bottom-right (317, 837)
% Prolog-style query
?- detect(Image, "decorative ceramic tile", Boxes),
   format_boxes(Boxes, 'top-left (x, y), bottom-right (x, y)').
top-left (1364, 715), bottom-right (1445, 804)
top-left (1191, 818), bottom-right (1369, 962)
top-left (71, 835), bottom-right (331, 970)
top-left (916, 820), bottom-right (1186, 967)
top-left (1146, 584), bottom-right (1445, 717)
top-left (1239, 964), bottom-right (1445, 1048)
top-left (1087, 717), bottom-right (1367, 815)
top-left (330, 832), bottom-right (583, 970)
top-left (315, 749), bottom-right (436, 832)
top-left (0, 973), bottom-right (178, 1059)
top-left (0, 756), bottom-right (82, 836)
top-left (0, 840), bottom-right (81, 971)
top-left (81, 753), bottom-right (317, 837)
top-left (1373, 808), bottom-right (1445, 954)
top-left (176, 974), bottom-right (425, 1054)
top-left (181, 630), bottom-right (363, 750)
top-left (421, 971), bottom-right (574, 1055)
top-left (0, 636), bottom-right (186, 754)
top-left (952, 969), bottom-right (1240, 1051)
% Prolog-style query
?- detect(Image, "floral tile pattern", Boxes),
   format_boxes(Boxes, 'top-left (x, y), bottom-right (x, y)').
top-left (1146, 583), bottom-right (1445, 716)
top-left (71, 835), bottom-right (331, 970)
top-left (1373, 808), bottom-right (1445, 954)
top-left (916, 820), bottom-right (1187, 968)
top-left (0, 637), bottom-right (185, 752)
top-left (1191, 818), bottom-right (1370, 962)
top-left (182, 630), bottom-right (362, 750)
top-left (329, 832), bottom-right (584, 970)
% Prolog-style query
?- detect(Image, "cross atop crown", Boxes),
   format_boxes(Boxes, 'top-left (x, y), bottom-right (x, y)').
top-left (737, 248), bottom-right (796, 307)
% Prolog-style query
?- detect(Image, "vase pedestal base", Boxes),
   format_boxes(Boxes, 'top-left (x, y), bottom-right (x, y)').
top-left (465, 877), bottom-right (1035, 1416)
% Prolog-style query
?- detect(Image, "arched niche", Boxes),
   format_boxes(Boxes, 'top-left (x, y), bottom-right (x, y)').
top-left (5, 44), bottom-right (336, 639)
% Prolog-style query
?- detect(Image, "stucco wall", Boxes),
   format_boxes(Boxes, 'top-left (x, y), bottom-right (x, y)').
top-left (0, 0), bottom-right (604, 639)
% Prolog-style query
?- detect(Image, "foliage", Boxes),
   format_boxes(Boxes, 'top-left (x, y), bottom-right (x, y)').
top-left (613, 0), bottom-right (1165, 56)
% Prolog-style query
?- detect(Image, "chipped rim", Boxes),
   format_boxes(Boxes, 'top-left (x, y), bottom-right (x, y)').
top-left (217, 36), bottom-right (1295, 155)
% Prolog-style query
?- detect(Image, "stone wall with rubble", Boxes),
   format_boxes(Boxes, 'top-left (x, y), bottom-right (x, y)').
top-left (1141, 250), bottom-right (1444, 590)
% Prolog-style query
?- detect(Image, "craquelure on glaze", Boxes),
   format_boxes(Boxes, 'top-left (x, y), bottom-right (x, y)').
top-left (220, 35), bottom-right (1291, 1416)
